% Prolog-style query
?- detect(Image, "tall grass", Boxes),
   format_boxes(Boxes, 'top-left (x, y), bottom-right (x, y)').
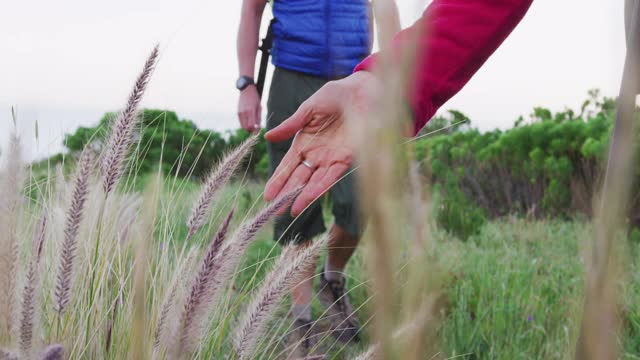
top-left (0, 46), bottom-right (326, 360)
top-left (0, 117), bottom-right (25, 341)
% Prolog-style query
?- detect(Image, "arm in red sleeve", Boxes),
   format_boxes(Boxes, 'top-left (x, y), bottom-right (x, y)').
top-left (354, 0), bottom-right (533, 135)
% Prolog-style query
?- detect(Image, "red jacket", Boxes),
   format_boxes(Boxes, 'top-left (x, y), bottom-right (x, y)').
top-left (354, 0), bottom-right (534, 135)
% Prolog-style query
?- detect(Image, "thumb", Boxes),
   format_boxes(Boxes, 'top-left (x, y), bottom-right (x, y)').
top-left (265, 103), bottom-right (310, 142)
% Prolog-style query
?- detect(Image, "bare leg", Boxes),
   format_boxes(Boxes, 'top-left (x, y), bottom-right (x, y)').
top-left (326, 224), bottom-right (359, 276)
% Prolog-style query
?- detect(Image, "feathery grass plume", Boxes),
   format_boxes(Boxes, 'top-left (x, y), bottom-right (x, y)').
top-left (153, 248), bottom-right (199, 352)
top-left (235, 237), bottom-right (327, 360)
top-left (0, 348), bottom-right (17, 360)
top-left (153, 279), bottom-right (178, 349)
top-left (54, 148), bottom-right (93, 315)
top-left (101, 44), bottom-right (159, 195)
top-left (0, 122), bottom-right (25, 339)
top-left (176, 210), bottom-right (235, 354)
top-left (152, 250), bottom-right (199, 360)
top-left (20, 214), bottom-right (47, 357)
top-left (39, 344), bottom-right (64, 360)
top-left (206, 187), bottom-right (302, 307)
top-left (186, 134), bottom-right (258, 240)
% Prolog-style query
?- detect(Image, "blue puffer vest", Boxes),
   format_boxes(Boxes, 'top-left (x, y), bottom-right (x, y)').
top-left (271, 0), bottom-right (372, 79)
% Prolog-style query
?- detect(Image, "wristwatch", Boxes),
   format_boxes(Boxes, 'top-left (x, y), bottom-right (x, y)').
top-left (236, 76), bottom-right (255, 91)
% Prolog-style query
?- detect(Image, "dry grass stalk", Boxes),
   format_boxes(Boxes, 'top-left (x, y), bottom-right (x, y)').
top-left (0, 126), bottom-right (25, 340)
top-left (176, 210), bottom-right (234, 354)
top-left (39, 344), bottom-right (64, 360)
top-left (130, 182), bottom-right (161, 360)
top-left (101, 44), bottom-right (159, 195)
top-left (55, 148), bottom-right (93, 315)
top-left (400, 161), bottom-right (445, 360)
top-left (575, 3), bottom-right (639, 358)
top-left (353, 298), bottom-right (440, 360)
top-left (186, 134), bottom-right (258, 240)
top-left (350, 2), bottom-right (420, 356)
top-left (104, 297), bottom-right (119, 355)
top-left (234, 237), bottom-right (327, 360)
top-left (205, 187), bottom-right (302, 309)
top-left (20, 214), bottom-right (47, 357)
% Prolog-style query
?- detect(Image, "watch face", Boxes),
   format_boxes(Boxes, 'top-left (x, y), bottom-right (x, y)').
top-left (236, 76), bottom-right (253, 90)
top-left (236, 77), bottom-right (246, 90)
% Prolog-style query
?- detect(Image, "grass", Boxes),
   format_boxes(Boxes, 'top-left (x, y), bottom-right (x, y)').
top-left (210, 185), bottom-right (640, 359)
top-left (12, 144), bottom-right (640, 359)
top-left (7, 150), bottom-right (640, 359)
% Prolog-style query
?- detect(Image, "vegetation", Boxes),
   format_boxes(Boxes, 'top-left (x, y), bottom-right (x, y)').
top-left (0, 47), bottom-right (333, 359)
top-left (48, 89), bottom-right (634, 243)
top-left (3, 46), bottom-right (638, 359)
top-left (414, 92), bottom-right (640, 240)
top-left (61, 109), bottom-right (269, 180)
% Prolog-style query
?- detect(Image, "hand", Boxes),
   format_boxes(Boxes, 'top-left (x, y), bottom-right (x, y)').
top-left (237, 85), bottom-right (261, 133)
top-left (264, 71), bottom-right (380, 216)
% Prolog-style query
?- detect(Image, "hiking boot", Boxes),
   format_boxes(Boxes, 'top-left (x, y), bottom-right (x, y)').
top-left (316, 267), bottom-right (361, 343)
top-left (285, 317), bottom-right (325, 359)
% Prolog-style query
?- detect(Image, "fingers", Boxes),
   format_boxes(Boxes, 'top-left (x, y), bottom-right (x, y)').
top-left (280, 161), bottom-right (314, 197)
top-left (273, 164), bottom-right (313, 214)
top-left (290, 162), bottom-right (349, 216)
top-left (239, 109), bottom-right (260, 133)
top-left (253, 105), bottom-right (262, 133)
top-left (238, 111), bottom-right (248, 130)
top-left (264, 146), bottom-right (302, 201)
top-left (265, 103), bottom-right (310, 143)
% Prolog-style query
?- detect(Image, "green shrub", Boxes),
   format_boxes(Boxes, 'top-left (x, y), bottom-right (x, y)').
top-left (435, 185), bottom-right (487, 241)
top-left (63, 109), bottom-right (268, 179)
top-left (415, 92), bottom-right (640, 219)
top-left (414, 92), bottom-right (638, 227)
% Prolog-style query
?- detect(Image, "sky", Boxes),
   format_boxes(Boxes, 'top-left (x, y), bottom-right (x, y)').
top-left (1, 0), bottom-right (626, 160)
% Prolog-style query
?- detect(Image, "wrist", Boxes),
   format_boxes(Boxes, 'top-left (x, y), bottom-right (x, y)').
top-left (236, 75), bottom-right (255, 91)
top-left (347, 71), bottom-right (379, 106)
top-left (240, 84), bottom-right (257, 93)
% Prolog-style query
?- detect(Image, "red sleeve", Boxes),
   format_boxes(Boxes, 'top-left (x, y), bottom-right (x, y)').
top-left (354, 0), bottom-right (533, 135)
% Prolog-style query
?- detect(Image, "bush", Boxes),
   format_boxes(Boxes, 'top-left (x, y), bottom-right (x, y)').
top-left (63, 109), bottom-right (269, 179)
top-left (435, 185), bottom-right (487, 241)
top-left (415, 93), bottom-right (637, 226)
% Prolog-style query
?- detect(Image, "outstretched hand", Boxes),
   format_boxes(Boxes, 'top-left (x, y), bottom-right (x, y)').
top-left (264, 71), bottom-right (378, 216)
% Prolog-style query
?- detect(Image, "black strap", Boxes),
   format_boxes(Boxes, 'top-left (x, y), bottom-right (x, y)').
top-left (256, 19), bottom-right (275, 98)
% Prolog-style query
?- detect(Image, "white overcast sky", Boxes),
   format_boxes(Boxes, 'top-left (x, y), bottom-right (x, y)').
top-left (1, 0), bottom-right (626, 160)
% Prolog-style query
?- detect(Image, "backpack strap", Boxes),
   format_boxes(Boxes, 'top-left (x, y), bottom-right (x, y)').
top-left (256, 18), bottom-right (276, 98)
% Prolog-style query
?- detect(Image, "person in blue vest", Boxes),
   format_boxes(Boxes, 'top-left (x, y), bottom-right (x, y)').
top-left (236, 0), bottom-right (399, 356)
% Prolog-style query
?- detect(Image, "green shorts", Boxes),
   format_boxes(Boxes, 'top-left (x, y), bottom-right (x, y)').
top-left (266, 67), bottom-right (362, 244)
